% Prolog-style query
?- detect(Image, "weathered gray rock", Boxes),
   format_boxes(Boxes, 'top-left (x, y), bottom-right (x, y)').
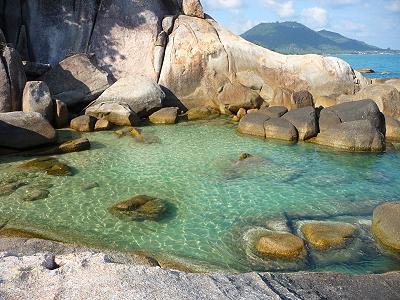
top-left (372, 202), bottom-right (400, 252)
top-left (149, 107), bottom-right (179, 124)
top-left (40, 54), bottom-right (112, 107)
top-left (86, 102), bottom-right (140, 126)
top-left (54, 100), bottom-right (69, 129)
top-left (314, 120), bottom-right (385, 152)
top-left (182, 0), bottom-right (204, 18)
top-left (282, 107), bottom-right (318, 140)
top-left (22, 81), bottom-right (53, 122)
top-left (319, 100), bottom-right (384, 133)
top-left (0, 56), bottom-right (11, 112)
top-left (338, 84), bottom-right (400, 119)
top-left (237, 112), bottom-right (270, 137)
top-left (0, 112), bottom-right (56, 149)
top-left (264, 118), bottom-right (298, 142)
top-left (258, 106), bottom-right (288, 118)
top-left (92, 76), bottom-right (164, 117)
top-left (2, 46), bottom-right (27, 111)
top-left (386, 116), bottom-right (400, 142)
top-left (70, 115), bottom-right (97, 132)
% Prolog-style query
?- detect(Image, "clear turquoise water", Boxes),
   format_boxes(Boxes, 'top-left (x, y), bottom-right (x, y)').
top-left (337, 54), bottom-right (400, 79)
top-left (1, 119), bottom-right (400, 274)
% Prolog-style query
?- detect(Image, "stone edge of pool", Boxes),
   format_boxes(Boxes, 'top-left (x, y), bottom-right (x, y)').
top-left (1, 237), bottom-right (399, 300)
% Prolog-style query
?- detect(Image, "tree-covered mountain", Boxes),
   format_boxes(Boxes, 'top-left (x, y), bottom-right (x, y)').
top-left (241, 22), bottom-right (383, 54)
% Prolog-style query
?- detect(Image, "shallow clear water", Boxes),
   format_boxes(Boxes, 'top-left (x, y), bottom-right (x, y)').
top-left (1, 119), bottom-right (400, 274)
top-left (337, 53), bottom-right (400, 79)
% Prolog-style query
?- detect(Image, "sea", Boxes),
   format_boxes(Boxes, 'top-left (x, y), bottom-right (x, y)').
top-left (336, 53), bottom-right (400, 79)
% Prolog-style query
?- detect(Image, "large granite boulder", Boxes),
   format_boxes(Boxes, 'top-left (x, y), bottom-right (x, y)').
top-left (159, 15), bottom-right (361, 110)
top-left (258, 106), bottom-right (288, 118)
top-left (338, 84), bottom-right (400, 119)
top-left (1, 46), bottom-right (27, 111)
top-left (372, 202), bottom-right (400, 252)
top-left (91, 76), bottom-right (164, 117)
top-left (319, 100), bottom-right (384, 133)
top-left (282, 107), bottom-right (318, 140)
top-left (314, 120), bottom-right (385, 152)
top-left (264, 118), bottom-right (298, 142)
top-left (86, 102), bottom-right (140, 126)
top-left (237, 112), bottom-right (270, 137)
top-left (0, 112), bottom-right (56, 149)
top-left (22, 81), bottom-right (53, 122)
top-left (40, 54), bottom-right (112, 107)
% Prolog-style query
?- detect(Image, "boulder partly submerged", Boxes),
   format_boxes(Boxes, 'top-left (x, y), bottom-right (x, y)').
top-left (0, 112), bottom-right (56, 149)
top-left (372, 202), bottom-right (400, 252)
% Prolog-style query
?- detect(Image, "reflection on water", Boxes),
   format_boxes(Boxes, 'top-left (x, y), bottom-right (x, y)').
top-left (0, 119), bottom-right (399, 274)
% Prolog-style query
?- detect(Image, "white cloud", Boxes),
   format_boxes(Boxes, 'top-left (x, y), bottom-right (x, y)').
top-left (385, 0), bottom-right (400, 12)
top-left (262, 0), bottom-right (295, 17)
top-left (301, 7), bottom-right (328, 27)
top-left (227, 19), bottom-right (258, 34)
top-left (206, 0), bottom-right (243, 10)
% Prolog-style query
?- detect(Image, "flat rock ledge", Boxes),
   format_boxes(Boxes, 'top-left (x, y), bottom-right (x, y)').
top-left (0, 237), bottom-right (399, 300)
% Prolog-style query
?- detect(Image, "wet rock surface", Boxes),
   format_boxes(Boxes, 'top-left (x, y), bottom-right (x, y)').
top-left (109, 195), bottom-right (169, 221)
top-left (372, 202), bottom-right (400, 252)
top-left (19, 157), bottom-right (72, 177)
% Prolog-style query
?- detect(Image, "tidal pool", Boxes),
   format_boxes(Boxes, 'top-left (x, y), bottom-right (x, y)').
top-left (1, 118), bottom-right (400, 274)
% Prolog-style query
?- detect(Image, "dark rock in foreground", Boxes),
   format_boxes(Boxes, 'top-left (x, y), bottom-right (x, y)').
top-left (0, 111), bottom-right (56, 149)
top-left (0, 237), bottom-right (399, 300)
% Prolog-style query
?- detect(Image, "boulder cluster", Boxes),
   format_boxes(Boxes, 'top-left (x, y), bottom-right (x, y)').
top-left (0, 0), bottom-right (399, 154)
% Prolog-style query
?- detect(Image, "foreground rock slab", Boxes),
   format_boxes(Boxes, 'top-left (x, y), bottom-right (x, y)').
top-left (0, 112), bottom-right (56, 149)
top-left (0, 238), bottom-right (399, 300)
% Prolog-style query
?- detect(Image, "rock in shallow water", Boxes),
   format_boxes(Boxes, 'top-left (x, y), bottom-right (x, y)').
top-left (372, 202), bottom-right (400, 252)
top-left (301, 222), bottom-right (357, 250)
top-left (19, 157), bottom-right (72, 177)
top-left (255, 231), bottom-right (305, 259)
top-left (109, 195), bottom-right (168, 221)
top-left (22, 188), bottom-right (50, 202)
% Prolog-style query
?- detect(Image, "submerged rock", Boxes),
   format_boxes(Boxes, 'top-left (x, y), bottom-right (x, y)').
top-left (58, 138), bottom-right (90, 154)
top-left (22, 188), bottom-right (50, 202)
top-left (19, 157), bottom-right (72, 177)
top-left (301, 222), bottom-right (357, 250)
top-left (0, 181), bottom-right (27, 197)
top-left (187, 107), bottom-right (218, 121)
top-left (372, 202), bottom-right (400, 252)
top-left (255, 231), bottom-right (305, 259)
top-left (109, 195), bottom-right (168, 221)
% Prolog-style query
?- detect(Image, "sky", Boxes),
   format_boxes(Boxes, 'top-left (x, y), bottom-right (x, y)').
top-left (202, 0), bottom-right (400, 49)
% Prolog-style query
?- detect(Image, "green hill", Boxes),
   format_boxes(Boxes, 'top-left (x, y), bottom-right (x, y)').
top-left (241, 22), bottom-right (382, 54)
